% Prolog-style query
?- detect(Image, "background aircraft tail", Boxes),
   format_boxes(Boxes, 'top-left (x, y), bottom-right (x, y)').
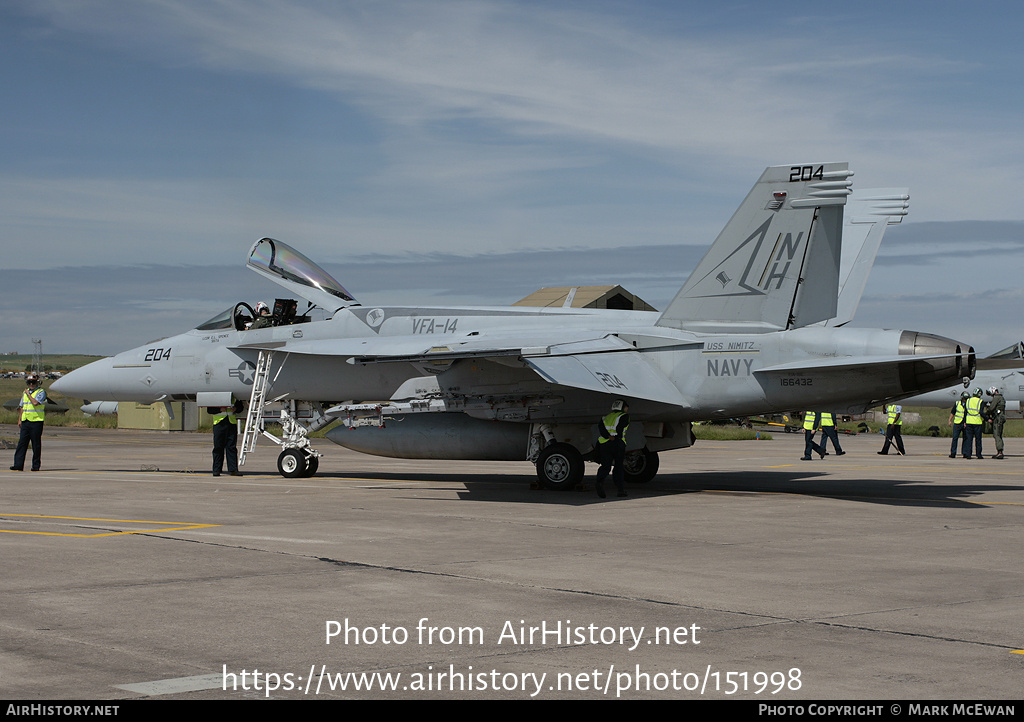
top-left (656, 163), bottom-right (852, 333)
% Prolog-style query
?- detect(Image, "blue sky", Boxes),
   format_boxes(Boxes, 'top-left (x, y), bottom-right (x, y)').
top-left (3, 1), bottom-right (1024, 356)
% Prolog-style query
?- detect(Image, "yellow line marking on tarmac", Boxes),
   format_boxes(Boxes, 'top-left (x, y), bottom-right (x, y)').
top-left (1011, 650), bottom-right (1024, 655)
top-left (0, 513), bottom-right (219, 537)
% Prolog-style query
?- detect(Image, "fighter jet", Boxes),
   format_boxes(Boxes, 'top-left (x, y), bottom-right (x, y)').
top-left (52, 162), bottom-right (975, 486)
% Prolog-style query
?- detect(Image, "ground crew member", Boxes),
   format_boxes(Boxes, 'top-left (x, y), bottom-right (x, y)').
top-left (817, 412), bottom-right (845, 456)
top-left (595, 400), bottom-right (629, 498)
top-left (878, 404), bottom-right (905, 455)
top-left (11, 373), bottom-right (47, 472)
top-left (949, 391), bottom-right (968, 458)
top-left (211, 400), bottom-right (243, 476)
top-left (801, 411), bottom-right (826, 460)
top-left (987, 386), bottom-right (1006, 459)
top-left (963, 388), bottom-right (985, 459)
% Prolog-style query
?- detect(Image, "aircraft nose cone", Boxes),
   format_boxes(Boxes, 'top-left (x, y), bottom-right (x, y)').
top-left (50, 358), bottom-right (116, 400)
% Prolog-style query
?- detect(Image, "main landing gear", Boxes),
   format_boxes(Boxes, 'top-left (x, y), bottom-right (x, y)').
top-left (534, 443), bottom-right (659, 490)
top-left (536, 443), bottom-right (585, 490)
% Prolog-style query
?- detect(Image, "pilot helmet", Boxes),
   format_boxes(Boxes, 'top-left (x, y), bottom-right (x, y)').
top-left (255, 301), bottom-right (270, 315)
top-left (988, 386), bottom-right (999, 396)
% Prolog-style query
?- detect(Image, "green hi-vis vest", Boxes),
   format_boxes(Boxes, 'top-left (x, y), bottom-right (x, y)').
top-left (21, 388), bottom-right (46, 422)
top-left (965, 396), bottom-right (984, 425)
top-left (599, 411), bottom-right (628, 443)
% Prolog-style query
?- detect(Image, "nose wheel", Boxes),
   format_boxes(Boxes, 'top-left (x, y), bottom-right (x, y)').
top-left (278, 448), bottom-right (319, 478)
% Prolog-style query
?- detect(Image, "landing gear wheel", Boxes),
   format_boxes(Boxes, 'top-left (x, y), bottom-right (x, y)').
top-left (277, 449), bottom-right (306, 478)
top-left (302, 455), bottom-right (319, 477)
top-left (624, 448), bottom-right (659, 484)
top-left (536, 443), bottom-right (584, 491)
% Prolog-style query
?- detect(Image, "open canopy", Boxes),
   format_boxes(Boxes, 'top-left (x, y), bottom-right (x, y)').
top-left (247, 237), bottom-right (357, 316)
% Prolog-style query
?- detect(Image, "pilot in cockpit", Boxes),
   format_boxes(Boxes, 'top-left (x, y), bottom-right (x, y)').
top-left (250, 301), bottom-right (274, 329)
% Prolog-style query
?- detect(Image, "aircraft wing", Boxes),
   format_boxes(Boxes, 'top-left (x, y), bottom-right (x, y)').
top-left (237, 330), bottom-right (691, 405)
top-left (234, 329), bottom-right (636, 363)
top-left (525, 352), bottom-right (687, 406)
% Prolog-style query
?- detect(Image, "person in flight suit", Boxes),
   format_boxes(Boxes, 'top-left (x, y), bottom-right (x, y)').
top-left (986, 386), bottom-right (1006, 459)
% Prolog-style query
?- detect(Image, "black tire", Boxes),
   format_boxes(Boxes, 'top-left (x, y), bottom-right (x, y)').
top-left (302, 455), bottom-right (319, 477)
top-left (278, 449), bottom-right (306, 478)
top-left (624, 448), bottom-right (659, 484)
top-left (536, 443), bottom-right (584, 491)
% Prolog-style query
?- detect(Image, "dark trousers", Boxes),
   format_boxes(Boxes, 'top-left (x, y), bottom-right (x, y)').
top-left (803, 430), bottom-right (824, 458)
top-left (962, 424), bottom-right (983, 458)
top-left (880, 424), bottom-right (905, 455)
top-left (819, 426), bottom-right (843, 454)
top-left (212, 420), bottom-right (238, 474)
top-left (950, 423), bottom-right (964, 456)
top-left (595, 439), bottom-right (626, 492)
top-left (13, 421), bottom-right (43, 470)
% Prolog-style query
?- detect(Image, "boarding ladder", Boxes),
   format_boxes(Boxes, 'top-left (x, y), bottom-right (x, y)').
top-left (239, 350), bottom-right (274, 466)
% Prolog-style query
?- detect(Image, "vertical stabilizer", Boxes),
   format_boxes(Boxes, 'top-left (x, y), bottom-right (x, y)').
top-left (824, 188), bottom-right (910, 327)
top-left (656, 163), bottom-right (853, 333)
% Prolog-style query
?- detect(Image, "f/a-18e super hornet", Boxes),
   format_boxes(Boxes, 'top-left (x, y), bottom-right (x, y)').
top-left (53, 163), bottom-right (975, 487)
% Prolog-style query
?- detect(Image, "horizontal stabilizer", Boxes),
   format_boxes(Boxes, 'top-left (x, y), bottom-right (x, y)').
top-left (975, 357), bottom-right (1024, 371)
top-left (657, 163), bottom-right (852, 333)
top-left (985, 341), bottom-right (1024, 360)
top-left (756, 351), bottom-right (974, 395)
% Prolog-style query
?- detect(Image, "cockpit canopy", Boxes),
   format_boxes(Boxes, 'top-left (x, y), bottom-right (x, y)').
top-left (195, 238), bottom-right (358, 332)
top-left (247, 237), bottom-right (357, 316)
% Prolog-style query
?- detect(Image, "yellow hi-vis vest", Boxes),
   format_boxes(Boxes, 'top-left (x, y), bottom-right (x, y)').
top-left (803, 412), bottom-right (818, 431)
top-left (21, 388), bottom-right (46, 422)
top-left (599, 411), bottom-right (628, 443)
top-left (211, 408), bottom-right (237, 426)
top-left (953, 401), bottom-right (966, 425)
top-left (820, 413), bottom-right (835, 427)
top-left (887, 406), bottom-right (902, 425)
top-left (965, 396), bottom-right (984, 425)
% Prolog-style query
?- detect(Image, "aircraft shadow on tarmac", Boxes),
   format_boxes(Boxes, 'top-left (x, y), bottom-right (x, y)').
top-left (286, 468), bottom-right (1022, 509)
